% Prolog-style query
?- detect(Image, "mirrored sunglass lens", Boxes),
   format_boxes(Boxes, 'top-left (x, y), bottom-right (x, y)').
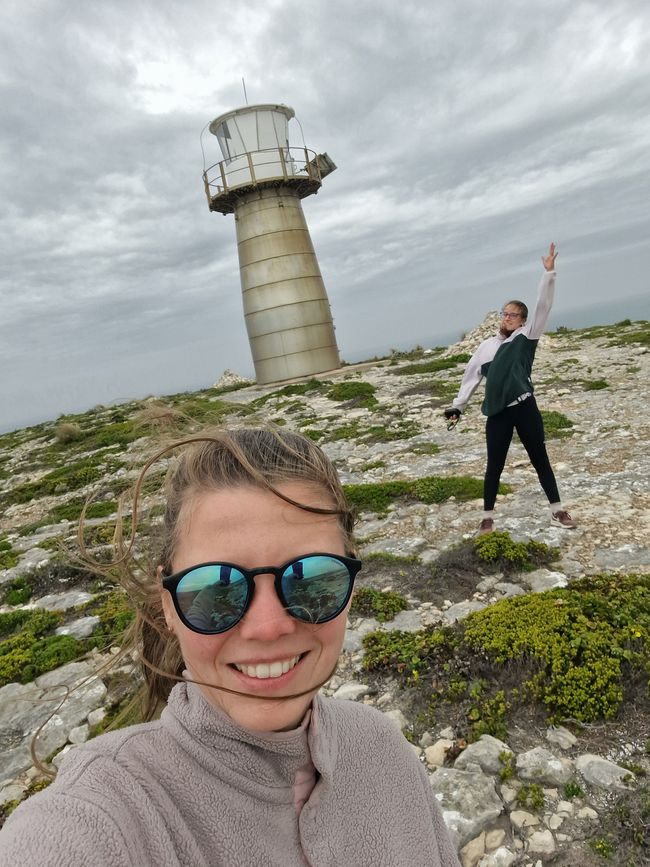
top-left (176, 565), bottom-right (248, 632)
top-left (281, 556), bottom-right (351, 623)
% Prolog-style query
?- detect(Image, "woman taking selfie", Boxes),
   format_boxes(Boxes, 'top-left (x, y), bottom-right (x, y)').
top-left (1, 427), bottom-right (460, 867)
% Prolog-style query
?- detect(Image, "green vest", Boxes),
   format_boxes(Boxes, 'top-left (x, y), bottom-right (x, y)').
top-left (481, 334), bottom-right (538, 416)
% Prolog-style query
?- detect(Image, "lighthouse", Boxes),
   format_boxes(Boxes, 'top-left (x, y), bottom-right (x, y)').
top-left (202, 104), bottom-right (340, 383)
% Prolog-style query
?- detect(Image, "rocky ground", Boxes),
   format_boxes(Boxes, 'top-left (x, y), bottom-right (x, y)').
top-left (1, 316), bottom-right (649, 865)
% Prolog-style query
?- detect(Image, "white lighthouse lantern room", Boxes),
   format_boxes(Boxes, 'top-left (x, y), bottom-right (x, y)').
top-left (203, 103), bottom-right (340, 384)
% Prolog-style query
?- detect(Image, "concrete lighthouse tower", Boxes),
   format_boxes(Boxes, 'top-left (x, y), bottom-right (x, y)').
top-left (202, 103), bottom-right (340, 383)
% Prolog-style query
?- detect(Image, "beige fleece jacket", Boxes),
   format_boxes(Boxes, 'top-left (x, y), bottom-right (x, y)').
top-left (0, 682), bottom-right (460, 867)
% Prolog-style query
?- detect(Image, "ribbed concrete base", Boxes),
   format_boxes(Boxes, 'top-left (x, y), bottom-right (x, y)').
top-left (234, 187), bottom-right (340, 384)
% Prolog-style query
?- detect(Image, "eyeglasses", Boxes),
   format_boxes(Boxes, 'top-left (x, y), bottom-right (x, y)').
top-left (500, 310), bottom-right (523, 319)
top-left (162, 553), bottom-right (362, 634)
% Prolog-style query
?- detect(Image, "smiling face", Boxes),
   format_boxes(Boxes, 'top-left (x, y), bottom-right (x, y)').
top-left (499, 303), bottom-right (526, 336)
top-left (160, 482), bottom-right (349, 732)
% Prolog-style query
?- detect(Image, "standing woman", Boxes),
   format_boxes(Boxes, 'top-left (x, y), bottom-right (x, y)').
top-left (445, 243), bottom-right (577, 535)
top-left (1, 428), bottom-right (460, 867)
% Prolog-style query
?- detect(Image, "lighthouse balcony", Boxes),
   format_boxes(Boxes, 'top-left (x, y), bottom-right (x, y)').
top-left (203, 147), bottom-right (335, 214)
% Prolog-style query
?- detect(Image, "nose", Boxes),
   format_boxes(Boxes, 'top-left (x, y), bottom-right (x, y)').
top-left (237, 574), bottom-right (297, 642)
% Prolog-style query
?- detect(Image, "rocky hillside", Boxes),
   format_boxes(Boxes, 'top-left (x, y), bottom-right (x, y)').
top-left (1, 317), bottom-right (649, 866)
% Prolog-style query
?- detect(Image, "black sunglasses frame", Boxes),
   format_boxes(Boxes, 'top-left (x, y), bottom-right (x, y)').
top-left (161, 552), bottom-right (362, 635)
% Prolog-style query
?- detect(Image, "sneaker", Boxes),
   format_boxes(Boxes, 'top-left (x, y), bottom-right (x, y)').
top-left (478, 518), bottom-right (494, 535)
top-left (552, 510), bottom-right (577, 529)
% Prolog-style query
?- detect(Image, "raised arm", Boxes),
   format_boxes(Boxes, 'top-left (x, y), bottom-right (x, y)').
top-left (525, 242), bottom-right (558, 340)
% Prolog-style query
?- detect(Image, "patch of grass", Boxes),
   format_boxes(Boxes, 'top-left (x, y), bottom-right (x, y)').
top-left (5, 455), bottom-right (121, 505)
top-left (250, 379), bottom-right (326, 408)
top-left (47, 498), bottom-right (118, 523)
top-left (474, 532), bottom-right (559, 573)
top-left (0, 609), bottom-right (84, 686)
top-left (362, 571), bottom-right (650, 737)
top-left (394, 353), bottom-right (471, 376)
top-left (516, 783), bottom-right (545, 811)
top-left (0, 536), bottom-right (19, 570)
top-left (564, 780), bottom-right (585, 800)
top-left (588, 835), bottom-right (615, 859)
top-left (2, 577), bottom-right (32, 606)
top-left (540, 409), bottom-right (575, 439)
top-left (362, 626), bottom-right (454, 682)
top-left (499, 750), bottom-right (516, 781)
top-left (54, 422), bottom-right (83, 444)
top-left (582, 379), bottom-right (609, 390)
top-left (82, 590), bottom-right (136, 648)
top-left (344, 475), bottom-right (507, 515)
top-left (364, 552), bottom-right (422, 565)
top-left (327, 381), bottom-right (378, 408)
top-left (359, 460), bottom-right (386, 472)
top-left (410, 443), bottom-right (440, 455)
top-left (362, 421), bottom-right (421, 443)
top-left (350, 587), bottom-right (409, 622)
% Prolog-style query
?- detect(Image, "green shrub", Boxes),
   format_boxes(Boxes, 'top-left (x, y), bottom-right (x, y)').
top-left (474, 532), bottom-right (558, 573)
top-left (564, 780), bottom-right (585, 799)
top-left (0, 609), bottom-right (79, 686)
top-left (48, 498), bottom-right (118, 523)
top-left (540, 410), bottom-right (574, 439)
top-left (54, 422), bottom-right (83, 444)
top-left (362, 572), bottom-right (650, 728)
top-left (84, 590), bottom-right (136, 648)
top-left (327, 381), bottom-right (377, 407)
top-left (362, 627), bottom-right (454, 682)
top-left (0, 537), bottom-right (19, 570)
top-left (0, 609), bottom-right (33, 638)
top-left (350, 587), bottom-right (409, 622)
top-left (394, 354), bottom-right (471, 376)
top-left (516, 783), bottom-right (545, 811)
top-left (344, 475), bottom-right (509, 515)
top-left (582, 379), bottom-right (609, 390)
top-left (6, 456), bottom-right (111, 504)
top-left (2, 577), bottom-right (32, 606)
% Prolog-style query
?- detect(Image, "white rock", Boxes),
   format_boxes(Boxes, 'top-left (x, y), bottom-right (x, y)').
top-left (425, 739), bottom-right (453, 768)
top-left (68, 724), bottom-right (90, 744)
top-left (509, 810), bottom-right (539, 830)
top-left (527, 829), bottom-right (556, 856)
top-left (332, 682), bottom-right (371, 701)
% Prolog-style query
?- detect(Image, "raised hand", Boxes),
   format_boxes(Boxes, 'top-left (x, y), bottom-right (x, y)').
top-left (541, 242), bottom-right (558, 271)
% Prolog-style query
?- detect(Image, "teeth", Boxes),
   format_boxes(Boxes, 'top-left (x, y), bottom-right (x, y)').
top-left (234, 655), bottom-right (300, 679)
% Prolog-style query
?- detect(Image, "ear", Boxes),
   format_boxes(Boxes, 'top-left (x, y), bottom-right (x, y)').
top-left (158, 565), bottom-right (176, 633)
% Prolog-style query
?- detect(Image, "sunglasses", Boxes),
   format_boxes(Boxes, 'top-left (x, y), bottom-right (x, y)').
top-left (162, 553), bottom-right (362, 635)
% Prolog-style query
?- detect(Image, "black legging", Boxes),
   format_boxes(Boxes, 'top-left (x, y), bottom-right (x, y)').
top-left (484, 396), bottom-right (560, 511)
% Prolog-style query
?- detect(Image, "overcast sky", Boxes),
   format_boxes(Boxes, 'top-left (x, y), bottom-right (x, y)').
top-left (2, 0), bottom-right (650, 432)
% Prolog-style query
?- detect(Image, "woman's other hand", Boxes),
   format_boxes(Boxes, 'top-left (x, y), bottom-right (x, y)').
top-left (541, 242), bottom-right (558, 271)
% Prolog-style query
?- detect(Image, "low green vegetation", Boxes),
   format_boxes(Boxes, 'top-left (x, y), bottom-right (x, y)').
top-left (350, 587), bottom-right (409, 622)
top-left (47, 498), bottom-right (118, 523)
top-left (81, 590), bottom-right (136, 645)
top-left (563, 780), bottom-right (585, 800)
top-left (0, 609), bottom-right (80, 687)
top-left (4, 455), bottom-right (122, 505)
top-left (250, 379), bottom-right (326, 408)
top-left (393, 353), bottom-right (471, 376)
top-left (540, 409), bottom-right (574, 438)
top-left (344, 475), bottom-right (510, 515)
top-left (410, 442), bottom-right (440, 456)
top-left (472, 531), bottom-right (559, 573)
top-left (1, 577), bottom-right (32, 606)
top-left (359, 460), bottom-right (386, 472)
top-left (0, 537), bottom-right (19, 570)
top-left (516, 784), bottom-right (545, 811)
top-left (362, 571), bottom-right (650, 737)
top-left (327, 381), bottom-right (378, 408)
top-left (582, 379), bottom-right (609, 390)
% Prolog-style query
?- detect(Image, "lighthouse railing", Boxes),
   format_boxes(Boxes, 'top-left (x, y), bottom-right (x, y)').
top-left (203, 146), bottom-right (322, 202)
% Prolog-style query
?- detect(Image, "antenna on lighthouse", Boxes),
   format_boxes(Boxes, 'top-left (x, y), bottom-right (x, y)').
top-left (201, 103), bottom-right (339, 384)
top-left (241, 78), bottom-right (248, 105)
